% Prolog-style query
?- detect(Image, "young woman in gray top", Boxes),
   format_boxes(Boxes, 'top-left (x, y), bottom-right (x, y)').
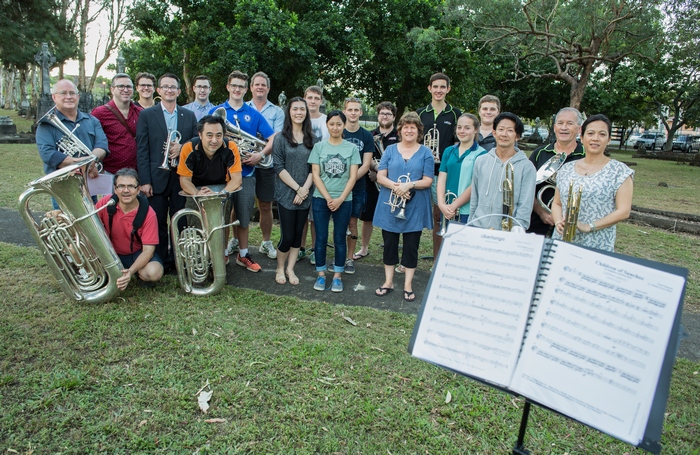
top-left (272, 97), bottom-right (317, 285)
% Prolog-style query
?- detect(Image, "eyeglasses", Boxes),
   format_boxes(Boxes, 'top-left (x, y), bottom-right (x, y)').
top-left (378, 112), bottom-right (394, 117)
top-left (113, 84), bottom-right (134, 91)
top-left (115, 184), bottom-right (138, 191)
top-left (194, 85), bottom-right (211, 90)
top-left (138, 84), bottom-right (154, 89)
top-left (228, 83), bottom-right (246, 90)
top-left (159, 85), bottom-right (180, 92)
top-left (56, 91), bottom-right (78, 97)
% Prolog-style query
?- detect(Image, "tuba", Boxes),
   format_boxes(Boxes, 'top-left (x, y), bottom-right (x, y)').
top-left (535, 152), bottom-right (567, 214)
top-left (437, 190), bottom-right (457, 237)
top-left (424, 127), bottom-right (440, 164)
top-left (212, 107), bottom-right (272, 169)
top-left (171, 191), bottom-right (241, 296)
top-left (385, 173), bottom-right (411, 220)
top-left (562, 181), bottom-right (583, 242)
top-left (40, 107), bottom-right (103, 172)
top-left (18, 156), bottom-right (122, 303)
top-left (159, 129), bottom-right (182, 170)
top-left (501, 162), bottom-right (515, 231)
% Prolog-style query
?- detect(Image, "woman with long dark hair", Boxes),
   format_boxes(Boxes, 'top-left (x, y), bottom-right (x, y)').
top-left (272, 97), bottom-right (317, 285)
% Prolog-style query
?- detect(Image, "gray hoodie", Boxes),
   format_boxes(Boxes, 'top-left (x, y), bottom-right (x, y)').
top-left (469, 149), bottom-right (536, 230)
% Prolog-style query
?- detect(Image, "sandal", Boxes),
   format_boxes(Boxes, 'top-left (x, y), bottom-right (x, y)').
top-left (353, 250), bottom-right (369, 260)
top-left (395, 264), bottom-right (406, 274)
top-left (375, 287), bottom-right (394, 297)
top-left (286, 271), bottom-right (300, 286)
top-left (275, 270), bottom-right (286, 285)
top-left (403, 290), bottom-right (416, 302)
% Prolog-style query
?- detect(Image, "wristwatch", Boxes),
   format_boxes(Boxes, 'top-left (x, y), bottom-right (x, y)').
top-left (589, 222), bottom-right (596, 232)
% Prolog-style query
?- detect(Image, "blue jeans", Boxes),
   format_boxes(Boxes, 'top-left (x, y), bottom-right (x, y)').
top-left (312, 197), bottom-right (351, 273)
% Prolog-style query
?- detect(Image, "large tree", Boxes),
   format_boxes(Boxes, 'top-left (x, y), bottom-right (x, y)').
top-left (438, 0), bottom-right (663, 109)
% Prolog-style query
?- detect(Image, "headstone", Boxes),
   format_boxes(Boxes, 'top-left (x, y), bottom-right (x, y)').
top-left (34, 42), bottom-right (55, 97)
top-left (0, 116), bottom-right (17, 135)
top-left (117, 52), bottom-right (126, 74)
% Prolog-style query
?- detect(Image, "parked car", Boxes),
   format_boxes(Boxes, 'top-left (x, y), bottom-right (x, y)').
top-left (625, 134), bottom-right (641, 147)
top-left (634, 133), bottom-right (665, 151)
top-left (672, 135), bottom-right (699, 153)
top-left (522, 127), bottom-right (549, 141)
top-left (690, 136), bottom-right (700, 153)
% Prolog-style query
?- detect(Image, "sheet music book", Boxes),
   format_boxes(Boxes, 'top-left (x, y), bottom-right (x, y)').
top-left (409, 224), bottom-right (687, 451)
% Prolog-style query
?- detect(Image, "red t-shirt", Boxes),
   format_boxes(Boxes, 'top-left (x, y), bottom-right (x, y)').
top-left (96, 195), bottom-right (159, 255)
top-left (91, 101), bottom-right (143, 174)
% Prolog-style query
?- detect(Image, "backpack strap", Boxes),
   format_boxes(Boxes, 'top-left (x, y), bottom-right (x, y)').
top-left (129, 194), bottom-right (150, 253)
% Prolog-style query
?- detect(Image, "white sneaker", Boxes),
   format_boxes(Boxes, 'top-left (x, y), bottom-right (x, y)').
top-left (226, 238), bottom-right (239, 256)
top-left (259, 241), bottom-right (277, 259)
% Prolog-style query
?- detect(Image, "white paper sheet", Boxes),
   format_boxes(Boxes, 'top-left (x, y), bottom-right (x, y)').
top-left (411, 224), bottom-right (544, 387)
top-left (510, 241), bottom-right (685, 445)
top-left (87, 174), bottom-right (114, 196)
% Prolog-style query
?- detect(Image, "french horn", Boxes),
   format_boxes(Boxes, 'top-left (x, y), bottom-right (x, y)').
top-left (18, 156), bottom-right (122, 303)
top-left (212, 107), bottom-right (272, 169)
top-left (171, 190), bottom-right (241, 296)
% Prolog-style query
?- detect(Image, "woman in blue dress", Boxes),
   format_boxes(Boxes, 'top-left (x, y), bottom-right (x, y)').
top-left (373, 112), bottom-right (434, 302)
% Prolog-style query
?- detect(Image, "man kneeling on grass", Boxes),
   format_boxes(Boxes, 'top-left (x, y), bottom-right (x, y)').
top-left (95, 168), bottom-right (163, 290)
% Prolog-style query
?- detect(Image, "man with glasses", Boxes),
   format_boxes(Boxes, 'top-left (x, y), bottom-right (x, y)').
top-left (209, 70), bottom-right (275, 273)
top-left (36, 79), bottom-right (109, 179)
top-left (92, 73), bottom-right (142, 174)
top-left (95, 168), bottom-right (163, 290)
top-left (341, 97), bottom-right (374, 275)
top-left (184, 75), bottom-right (215, 121)
top-left (136, 73), bottom-right (198, 272)
top-left (246, 71), bottom-right (284, 260)
top-left (354, 101), bottom-right (399, 261)
top-left (134, 72), bottom-right (157, 109)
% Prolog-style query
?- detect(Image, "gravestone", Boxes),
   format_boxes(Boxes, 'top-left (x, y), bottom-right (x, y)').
top-left (0, 116), bottom-right (17, 135)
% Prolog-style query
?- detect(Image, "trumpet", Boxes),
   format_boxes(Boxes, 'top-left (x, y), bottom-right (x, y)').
top-left (535, 152), bottom-right (567, 214)
top-left (18, 155), bottom-right (122, 303)
top-left (40, 107), bottom-right (103, 173)
top-left (424, 127), bottom-right (440, 164)
top-left (385, 173), bottom-right (411, 220)
top-left (501, 162), bottom-right (515, 231)
top-left (212, 107), bottom-right (272, 168)
top-left (562, 181), bottom-right (583, 242)
top-left (159, 129), bottom-right (182, 170)
top-left (171, 190), bottom-right (241, 296)
top-left (437, 190), bottom-right (457, 236)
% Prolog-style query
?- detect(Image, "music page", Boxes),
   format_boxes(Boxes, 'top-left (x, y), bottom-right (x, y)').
top-left (510, 241), bottom-right (685, 445)
top-left (411, 225), bottom-right (544, 388)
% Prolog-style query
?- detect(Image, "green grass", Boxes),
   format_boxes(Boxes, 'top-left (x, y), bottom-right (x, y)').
top-left (0, 242), bottom-right (698, 454)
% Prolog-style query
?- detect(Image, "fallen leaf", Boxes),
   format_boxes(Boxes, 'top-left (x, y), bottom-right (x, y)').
top-left (445, 391), bottom-right (452, 404)
top-left (205, 418), bottom-right (227, 423)
top-left (208, 332), bottom-right (221, 338)
top-left (321, 427), bottom-right (329, 432)
top-left (342, 316), bottom-right (357, 326)
top-left (371, 346), bottom-right (384, 352)
top-left (197, 384), bottom-right (213, 414)
top-left (139, 419), bottom-right (147, 427)
top-left (192, 328), bottom-right (198, 335)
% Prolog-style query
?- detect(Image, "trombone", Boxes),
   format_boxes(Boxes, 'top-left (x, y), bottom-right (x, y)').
top-left (159, 129), bottom-right (182, 170)
top-left (437, 190), bottom-right (457, 236)
top-left (501, 162), bottom-right (515, 231)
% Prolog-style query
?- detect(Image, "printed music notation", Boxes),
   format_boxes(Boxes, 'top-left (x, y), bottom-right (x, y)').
top-left (510, 241), bottom-right (685, 445)
top-left (410, 224), bottom-right (544, 387)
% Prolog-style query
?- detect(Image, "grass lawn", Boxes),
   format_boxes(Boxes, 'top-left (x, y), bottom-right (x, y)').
top-left (0, 242), bottom-right (698, 454)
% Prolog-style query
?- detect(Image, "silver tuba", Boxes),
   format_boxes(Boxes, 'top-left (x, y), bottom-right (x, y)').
top-left (18, 155), bottom-right (122, 303)
top-left (384, 173), bottom-right (411, 220)
top-left (535, 152), bottom-right (567, 214)
top-left (171, 191), bottom-right (241, 296)
top-left (40, 107), bottom-right (103, 172)
top-left (424, 127), bottom-right (440, 164)
top-left (212, 107), bottom-right (272, 169)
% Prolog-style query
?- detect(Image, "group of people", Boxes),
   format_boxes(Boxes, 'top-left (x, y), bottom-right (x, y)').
top-left (34, 70), bottom-right (634, 297)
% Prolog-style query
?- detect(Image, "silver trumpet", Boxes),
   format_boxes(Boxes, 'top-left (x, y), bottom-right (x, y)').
top-left (212, 107), bottom-right (272, 169)
top-left (385, 173), bottom-right (411, 220)
top-left (18, 155), bottom-right (122, 303)
top-left (535, 152), bottom-right (567, 214)
top-left (171, 190), bottom-right (241, 296)
top-left (437, 190), bottom-right (457, 236)
top-left (40, 106), bottom-right (103, 173)
top-left (159, 129), bottom-right (182, 170)
top-left (424, 127), bottom-right (440, 164)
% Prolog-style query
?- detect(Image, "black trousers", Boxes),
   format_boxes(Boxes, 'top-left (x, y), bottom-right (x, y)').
top-left (148, 171), bottom-right (185, 268)
top-left (382, 230), bottom-right (421, 269)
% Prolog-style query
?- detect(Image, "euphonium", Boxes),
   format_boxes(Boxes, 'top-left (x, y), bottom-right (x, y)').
top-left (372, 134), bottom-right (386, 191)
top-left (159, 129), bottom-right (182, 170)
top-left (501, 162), bottom-right (515, 231)
top-left (385, 173), bottom-right (411, 220)
top-left (212, 107), bottom-right (272, 169)
top-left (535, 152), bottom-right (567, 214)
top-left (562, 181), bottom-right (583, 242)
top-left (437, 190), bottom-right (457, 237)
top-left (424, 127), bottom-right (440, 164)
top-left (18, 155), bottom-right (122, 303)
top-left (170, 191), bottom-right (241, 296)
top-left (40, 107), bottom-right (103, 172)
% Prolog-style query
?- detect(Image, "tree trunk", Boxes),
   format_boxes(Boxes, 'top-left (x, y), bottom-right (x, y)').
top-left (3, 69), bottom-right (16, 109)
top-left (183, 43), bottom-right (191, 103)
top-left (78, 0), bottom-right (89, 91)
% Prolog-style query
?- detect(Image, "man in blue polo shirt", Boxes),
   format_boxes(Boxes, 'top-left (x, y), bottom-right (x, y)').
top-left (210, 70), bottom-right (275, 272)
